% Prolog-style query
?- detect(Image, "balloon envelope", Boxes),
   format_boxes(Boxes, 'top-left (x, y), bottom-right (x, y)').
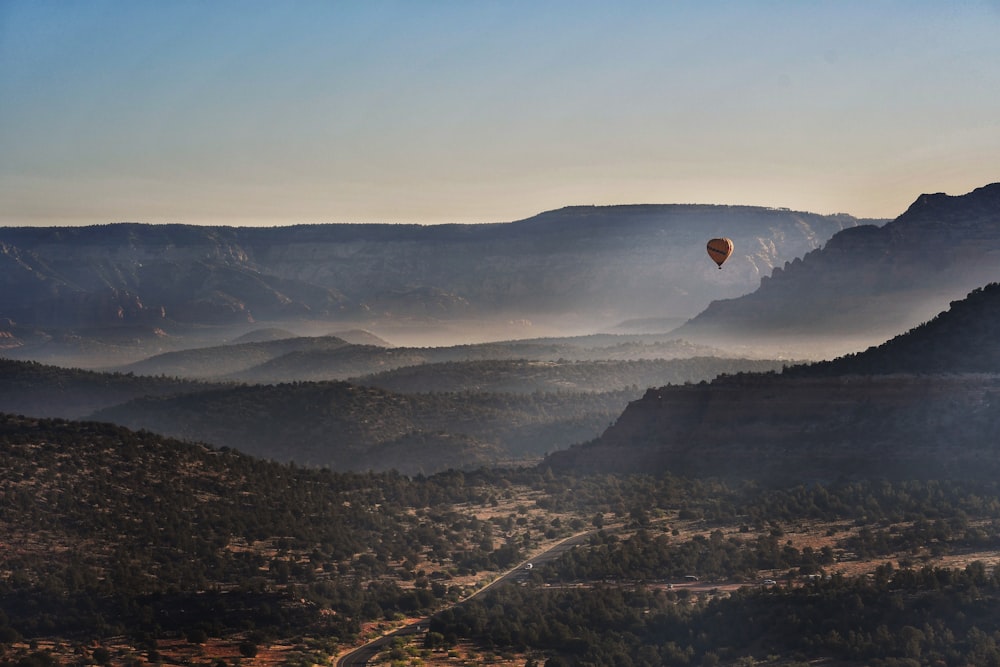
top-left (706, 238), bottom-right (734, 268)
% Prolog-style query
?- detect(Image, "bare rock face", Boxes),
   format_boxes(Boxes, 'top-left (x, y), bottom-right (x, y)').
top-left (4, 183), bottom-right (997, 337)
top-left (675, 183), bottom-right (1000, 348)
top-left (0, 204), bottom-right (867, 330)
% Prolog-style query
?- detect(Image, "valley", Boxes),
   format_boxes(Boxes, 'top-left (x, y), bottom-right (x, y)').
top-left (3, 415), bottom-right (1000, 666)
top-left (6, 0), bottom-right (1000, 659)
top-left (2, 184), bottom-right (1000, 666)
top-left (0, 345), bottom-right (788, 474)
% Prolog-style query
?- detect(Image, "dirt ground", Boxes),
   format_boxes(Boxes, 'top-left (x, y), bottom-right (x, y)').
top-left (346, 515), bottom-right (1000, 667)
top-left (7, 510), bottom-right (1000, 667)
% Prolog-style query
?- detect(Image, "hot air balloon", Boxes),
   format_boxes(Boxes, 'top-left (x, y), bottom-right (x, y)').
top-left (706, 238), bottom-right (733, 269)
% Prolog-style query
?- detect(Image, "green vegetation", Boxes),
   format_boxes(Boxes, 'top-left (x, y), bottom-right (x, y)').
top-left (0, 358), bottom-right (222, 419)
top-left (432, 564), bottom-right (1000, 666)
top-left (355, 357), bottom-right (786, 395)
top-left (0, 414), bottom-right (581, 651)
top-left (3, 414), bottom-right (1000, 665)
top-left (545, 479), bottom-right (1000, 583)
top-left (89, 380), bottom-right (636, 471)
top-left (1, 354), bottom-right (786, 475)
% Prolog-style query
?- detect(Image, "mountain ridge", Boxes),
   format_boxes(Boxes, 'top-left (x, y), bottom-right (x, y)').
top-left (673, 183), bottom-right (1000, 354)
top-left (546, 281), bottom-right (1000, 480)
top-left (0, 204), bottom-right (872, 337)
top-left (0, 346), bottom-right (787, 473)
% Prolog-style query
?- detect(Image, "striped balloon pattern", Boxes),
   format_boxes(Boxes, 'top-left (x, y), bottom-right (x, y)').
top-left (706, 237), bottom-right (734, 269)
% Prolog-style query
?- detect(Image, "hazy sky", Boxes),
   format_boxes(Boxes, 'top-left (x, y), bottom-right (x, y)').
top-left (1, 1), bottom-right (998, 227)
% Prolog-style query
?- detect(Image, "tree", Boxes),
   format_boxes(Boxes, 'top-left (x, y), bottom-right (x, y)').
top-left (92, 647), bottom-right (111, 665)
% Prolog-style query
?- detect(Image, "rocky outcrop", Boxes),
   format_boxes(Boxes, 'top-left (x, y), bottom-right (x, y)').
top-left (675, 183), bottom-right (1000, 349)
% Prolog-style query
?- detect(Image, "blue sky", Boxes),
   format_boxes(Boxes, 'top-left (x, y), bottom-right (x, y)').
top-left (1, 0), bottom-right (998, 226)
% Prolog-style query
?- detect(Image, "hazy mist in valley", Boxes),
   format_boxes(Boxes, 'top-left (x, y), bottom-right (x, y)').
top-left (2, 2), bottom-right (999, 666)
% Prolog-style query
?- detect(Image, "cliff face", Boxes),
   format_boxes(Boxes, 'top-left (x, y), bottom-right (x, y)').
top-left (675, 183), bottom-right (1000, 347)
top-left (0, 205), bottom-right (866, 329)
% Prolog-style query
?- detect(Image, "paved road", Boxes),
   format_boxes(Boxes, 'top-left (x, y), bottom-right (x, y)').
top-left (475, 530), bottom-right (591, 593)
top-left (335, 532), bottom-right (592, 667)
top-left (335, 622), bottom-right (427, 667)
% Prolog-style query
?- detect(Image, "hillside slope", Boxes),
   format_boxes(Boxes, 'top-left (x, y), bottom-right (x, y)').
top-left (0, 358), bottom-right (223, 419)
top-left (785, 282), bottom-right (1000, 376)
top-left (547, 282), bottom-right (1000, 480)
top-left (674, 183), bottom-right (1000, 354)
top-left (88, 381), bottom-right (632, 473)
top-left (105, 333), bottom-right (728, 382)
top-left (117, 334), bottom-right (353, 378)
top-left (0, 414), bottom-right (544, 655)
top-left (2, 347), bottom-right (787, 474)
top-left (355, 357), bottom-right (787, 395)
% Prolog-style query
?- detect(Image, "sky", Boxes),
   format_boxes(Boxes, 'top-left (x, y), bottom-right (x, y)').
top-left (1, 1), bottom-right (998, 227)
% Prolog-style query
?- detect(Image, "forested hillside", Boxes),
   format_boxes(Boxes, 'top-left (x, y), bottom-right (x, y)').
top-left (112, 334), bottom-right (726, 383)
top-left (0, 415), bottom-right (553, 661)
top-left (355, 357), bottom-right (786, 395)
top-left (1, 347), bottom-right (787, 474)
top-left (5, 414), bottom-right (1000, 666)
top-left (785, 282), bottom-right (1000, 376)
top-left (549, 282), bottom-right (1000, 480)
top-left (0, 358), bottom-right (223, 419)
top-left (116, 334), bottom-right (355, 379)
top-left (88, 381), bottom-right (635, 472)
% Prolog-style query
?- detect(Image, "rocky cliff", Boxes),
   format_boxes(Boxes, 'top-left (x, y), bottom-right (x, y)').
top-left (674, 183), bottom-right (1000, 352)
top-left (0, 205), bottom-right (867, 331)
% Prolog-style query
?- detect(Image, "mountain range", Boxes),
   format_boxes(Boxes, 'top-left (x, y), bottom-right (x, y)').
top-left (2, 183), bottom-right (999, 666)
top-left (4, 185), bottom-right (998, 370)
top-left (0, 205), bottom-right (867, 360)
top-left (112, 332), bottom-right (727, 382)
top-left (3, 182), bottom-right (999, 478)
top-left (0, 340), bottom-right (786, 474)
top-left (673, 183), bottom-right (1000, 356)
